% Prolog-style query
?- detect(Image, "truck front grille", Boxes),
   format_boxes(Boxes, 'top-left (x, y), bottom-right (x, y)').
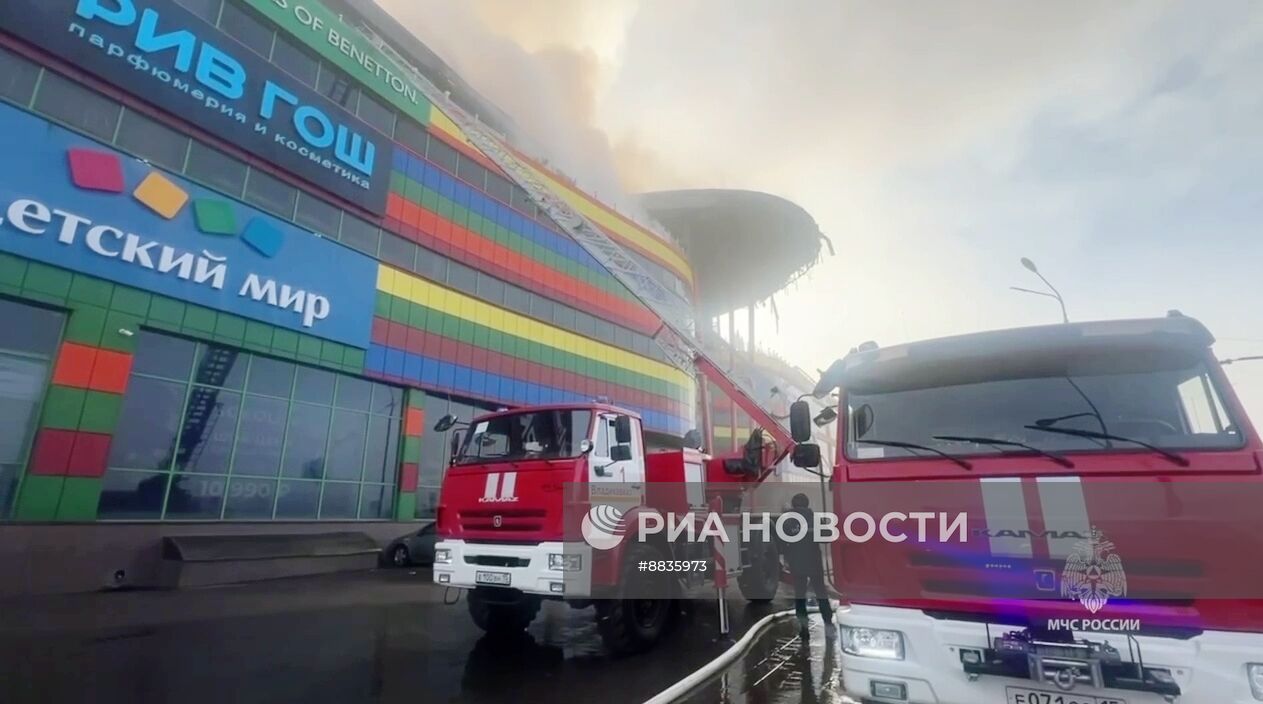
top-left (464, 555), bottom-right (531, 568)
top-left (459, 507), bottom-right (547, 532)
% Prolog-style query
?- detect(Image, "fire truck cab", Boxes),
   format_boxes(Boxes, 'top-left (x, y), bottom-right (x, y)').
top-left (432, 402), bottom-right (785, 654)
top-left (431, 404), bottom-right (644, 596)
top-left (792, 314), bottom-right (1263, 704)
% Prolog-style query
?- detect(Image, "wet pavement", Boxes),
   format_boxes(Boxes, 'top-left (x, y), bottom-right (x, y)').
top-left (679, 612), bottom-right (859, 704)
top-left (0, 569), bottom-right (790, 704)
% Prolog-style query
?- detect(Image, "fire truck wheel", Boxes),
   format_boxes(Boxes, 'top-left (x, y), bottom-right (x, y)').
top-left (596, 543), bottom-right (672, 655)
top-left (737, 546), bottom-right (782, 603)
top-left (467, 589), bottom-right (541, 635)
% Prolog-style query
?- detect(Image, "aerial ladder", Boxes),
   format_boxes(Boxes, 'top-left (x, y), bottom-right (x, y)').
top-left (355, 25), bottom-right (794, 469)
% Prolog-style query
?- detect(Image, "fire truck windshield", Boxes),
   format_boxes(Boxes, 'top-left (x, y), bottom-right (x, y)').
top-left (845, 356), bottom-right (1242, 461)
top-left (454, 410), bottom-right (594, 465)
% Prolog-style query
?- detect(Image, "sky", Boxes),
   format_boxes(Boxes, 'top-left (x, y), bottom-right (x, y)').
top-left (379, 0), bottom-right (1263, 422)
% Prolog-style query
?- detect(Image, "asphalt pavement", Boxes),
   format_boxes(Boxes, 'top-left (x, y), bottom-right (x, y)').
top-left (0, 569), bottom-right (791, 704)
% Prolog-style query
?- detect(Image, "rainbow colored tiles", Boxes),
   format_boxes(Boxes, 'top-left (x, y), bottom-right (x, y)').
top-left (385, 147), bottom-right (660, 335)
top-left (65, 148), bottom-right (283, 258)
top-left (368, 265), bottom-right (694, 435)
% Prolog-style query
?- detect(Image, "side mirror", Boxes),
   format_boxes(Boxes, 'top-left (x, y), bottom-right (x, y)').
top-left (448, 430), bottom-right (462, 465)
top-left (614, 415), bottom-right (632, 444)
top-left (579, 439), bottom-right (594, 455)
top-left (610, 444), bottom-right (632, 462)
top-left (682, 429), bottom-right (703, 450)
top-left (813, 407), bottom-right (838, 428)
top-left (791, 443), bottom-right (821, 468)
top-left (853, 404), bottom-right (874, 439)
top-left (434, 414), bottom-right (458, 432)
top-left (789, 401), bottom-right (812, 443)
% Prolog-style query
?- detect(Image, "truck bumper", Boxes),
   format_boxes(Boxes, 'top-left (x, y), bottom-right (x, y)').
top-left (432, 539), bottom-right (572, 597)
top-left (838, 603), bottom-right (1263, 704)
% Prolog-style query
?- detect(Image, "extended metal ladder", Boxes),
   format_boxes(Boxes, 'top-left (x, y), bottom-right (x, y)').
top-left (356, 25), bottom-right (792, 450)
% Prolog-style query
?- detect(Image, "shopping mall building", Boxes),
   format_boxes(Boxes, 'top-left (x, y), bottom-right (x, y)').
top-left (0, 0), bottom-right (825, 595)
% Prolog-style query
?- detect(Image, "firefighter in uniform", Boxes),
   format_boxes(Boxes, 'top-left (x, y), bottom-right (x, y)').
top-left (779, 492), bottom-right (835, 632)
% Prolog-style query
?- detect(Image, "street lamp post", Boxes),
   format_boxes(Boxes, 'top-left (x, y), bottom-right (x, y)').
top-left (1011, 257), bottom-right (1069, 323)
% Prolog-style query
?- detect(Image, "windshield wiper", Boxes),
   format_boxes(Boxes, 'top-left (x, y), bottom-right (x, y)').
top-left (855, 439), bottom-right (973, 470)
top-left (1023, 425), bottom-right (1189, 467)
top-left (933, 435), bottom-right (1075, 468)
top-left (1033, 412), bottom-right (1103, 430)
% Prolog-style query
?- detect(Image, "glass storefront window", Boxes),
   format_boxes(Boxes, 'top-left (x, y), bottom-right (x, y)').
top-left (275, 480), bottom-right (320, 518)
top-left (108, 377), bottom-right (186, 471)
top-left (413, 393), bottom-right (496, 518)
top-left (359, 484), bottom-right (393, 521)
top-left (100, 331), bottom-right (402, 521)
top-left (363, 415), bottom-right (397, 484)
top-left (133, 332), bottom-right (196, 379)
top-left (295, 366), bottom-right (336, 405)
top-left (166, 474), bottom-right (226, 519)
top-left (194, 345), bottom-right (246, 389)
top-left (234, 395), bottom-right (287, 476)
top-left (223, 476), bottom-right (277, 519)
top-left (371, 385), bottom-right (402, 417)
top-left (283, 403), bottom-right (330, 479)
top-left (173, 387), bottom-right (240, 474)
top-left (327, 409), bottom-right (368, 480)
top-left (98, 470), bottom-right (167, 520)
top-left (0, 300), bottom-right (64, 517)
top-left (246, 356), bottom-right (295, 398)
top-left (319, 482), bottom-right (359, 519)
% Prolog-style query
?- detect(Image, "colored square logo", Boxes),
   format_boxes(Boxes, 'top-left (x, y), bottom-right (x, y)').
top-left (193, 199), bottom-right (237, 236)
top-left (67, 149), bottom-right (124, 193)
top-left (133, 172), bottom-right (189, 219)
top-left (241, 218), bottom-right (283, 258)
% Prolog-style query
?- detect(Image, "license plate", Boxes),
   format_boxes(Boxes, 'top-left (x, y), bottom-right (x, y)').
top-left (475, 570), bottom-right (511, 586)
top-left (1006, 687), bottom-right (1125, 704)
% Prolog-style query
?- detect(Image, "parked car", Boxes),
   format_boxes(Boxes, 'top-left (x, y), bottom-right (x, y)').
top-left (385, 524), bottom-right (437, 567)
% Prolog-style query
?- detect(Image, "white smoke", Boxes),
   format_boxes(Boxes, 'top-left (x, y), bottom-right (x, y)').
top-left (374, 0), bottom-right (663, 218)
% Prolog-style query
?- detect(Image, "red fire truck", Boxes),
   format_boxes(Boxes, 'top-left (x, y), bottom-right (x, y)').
top-left (790, 314), bottom-right (1263, 704)
top-left (430, 361), bottom-right (795, 654)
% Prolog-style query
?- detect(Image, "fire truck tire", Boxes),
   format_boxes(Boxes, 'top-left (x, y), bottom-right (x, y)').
top-left (737, 546), bottom-right (782, 603)
top-left (596, 543), bottom-right (672, 655)
top-left (467, 589), bottom-right (540, 635)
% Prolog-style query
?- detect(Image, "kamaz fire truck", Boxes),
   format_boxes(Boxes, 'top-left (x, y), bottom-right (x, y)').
top-left (430, 358), bottom-right (796, 655)
top-left (788, 314), bottom-right (1263, 704)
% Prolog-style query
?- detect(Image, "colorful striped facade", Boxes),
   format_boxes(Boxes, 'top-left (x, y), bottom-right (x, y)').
top-left (0, 0), bottom-right (710, 535)
top-left (369, 265), bottom-right (694, 435)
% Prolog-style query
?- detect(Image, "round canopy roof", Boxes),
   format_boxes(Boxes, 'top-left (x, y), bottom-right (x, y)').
top-left (639, 189), bottom-right (827, 316)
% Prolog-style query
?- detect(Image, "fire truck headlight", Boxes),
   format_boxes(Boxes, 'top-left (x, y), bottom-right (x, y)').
top-left (548, 553), bottom-right (582, 572)
top-left (1248, 663), bottom-right (1263, 700)
top-left (434, 549), bottom-right (452, 565)
top-left (841, 627), bottom-right (905, 660)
